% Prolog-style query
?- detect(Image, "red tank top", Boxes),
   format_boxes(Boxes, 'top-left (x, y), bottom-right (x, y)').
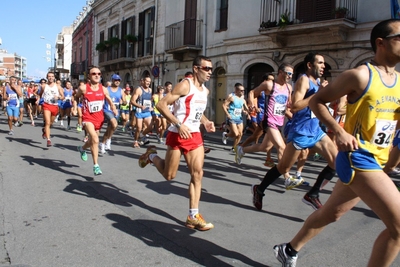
top-left (82, 83), bottom-right (105, 123)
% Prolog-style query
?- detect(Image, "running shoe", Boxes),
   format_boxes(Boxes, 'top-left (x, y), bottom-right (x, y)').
top-left (18, 121), bottom-right (23, 126)
top-left (138, 146), bottom-right (157, 168)
top-left (42, 128), bottom-right (46, 139)
top-left (47, 139), bottom-right (52, 147)
top-left (235, 145), bottom-right (244, 165)
top-left (93, 164), bottom-right (102, 175)
top-left (77, 146), bottom-right (88, 161)
top-left (76, 124), bottom-right (82, 132)
top-left (313, 153), bottom-right (322, 161)
top-left (273, 243), bottom-right (298, 267)
top-left (139, 137), bottom-right (150, 146)
top-left (105, 139), bottom-right (111, 150)
top-left (297, 175), bottom-right (310, 186)
top-left (285, 176), bottom-right (304, 190)
top-left (251, 184), bottom-right (264, 211)
top-left (387, 167), bottom-right (400, 177)
top-left (14, 121), bottom-right (19, 127)
top-left (185, 213), bottom-right (214, 231)
top-left (8, 130), bottom-right (13, 135)
top-left (66, 125), bottom-right (71, 131)
top-left (121, 127), bottom-right (126, 132)
top-left (60, 120), bottom-right (64, 127)
top-left (31, 122), bottom-right (35, 126)
top-left (222, 131), bottom-right (228, 145)
top-left (263, 157), bottom-right (276, 167)
top-left (302, 193), bottom-right (322, 210)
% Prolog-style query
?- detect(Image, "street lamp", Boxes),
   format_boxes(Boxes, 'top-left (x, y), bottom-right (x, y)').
top-left (40, 36), bottom-right (56, 74)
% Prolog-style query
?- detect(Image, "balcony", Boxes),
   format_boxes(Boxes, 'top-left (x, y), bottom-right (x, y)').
top-left (165, 19), bottom-right (202, 61)
top-left (57, 59), bottom-right (64, 68)
top-left (259, 0), bottom-right (357, 46)
top-left (98, 44), bottom-right (136, 71)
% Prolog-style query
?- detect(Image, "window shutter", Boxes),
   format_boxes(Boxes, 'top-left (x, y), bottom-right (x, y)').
top-left (138, 12), bottom-right (144, 57)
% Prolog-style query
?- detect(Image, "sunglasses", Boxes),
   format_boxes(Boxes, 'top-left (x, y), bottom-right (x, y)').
top-left (384, 33), bottom-right (400, 39)
top-left (197, 66), bottom-right (213, 72)
top-left (285, 71), bottom-right (293, 76)
top-left (90, 72), bottom-right (101, 76)
top-left (114, 80), bottom-right (121, 82)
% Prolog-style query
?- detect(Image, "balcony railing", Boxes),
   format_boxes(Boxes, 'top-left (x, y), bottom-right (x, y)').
top-left (165, 19), bottom-right (202, 52)
top-left (260, 0), bottom-right (358, 29)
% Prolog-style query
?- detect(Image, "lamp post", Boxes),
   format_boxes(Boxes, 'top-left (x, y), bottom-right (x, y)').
top-left (40, 36), bottom-right (56, 74)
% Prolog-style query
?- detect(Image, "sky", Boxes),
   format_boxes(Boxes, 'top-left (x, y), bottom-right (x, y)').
top-left (1, 1), bottom-right (88, 79)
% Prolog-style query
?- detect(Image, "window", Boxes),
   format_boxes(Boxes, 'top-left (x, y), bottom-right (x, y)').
top-left (217, 0), bottom-right (228, 31)
top-left (296, 0), bottom-right (335, 23)
top-left (121, 16), bottom-right (135, 58)
top-left (138, 7), bottom-right (155, 57)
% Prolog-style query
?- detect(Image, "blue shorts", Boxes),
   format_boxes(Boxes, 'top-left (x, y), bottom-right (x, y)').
top-left (135, 111), bottom-right (152, 119)
top-left (39, 98), bottom-right (44, 105)
top-left (287, 127), bottom-right (326, 150)
top-left (61, 102), bottom-right (72, 110)
top-left (229, 118), bottom-right (243, 125)
top-left (336, 149), bottom-right (382, 185)
top-left (6, 106), bottom-right (20, 118)
top-left (120, 109), bottom-right (130, 114)
top-left (104, 110), bottom-right (120, 121)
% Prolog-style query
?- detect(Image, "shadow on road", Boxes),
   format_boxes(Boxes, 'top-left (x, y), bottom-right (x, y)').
top-left (105, 213), bottom-right (268, 267)
top-left (20, 155), bottom-right (94, 181)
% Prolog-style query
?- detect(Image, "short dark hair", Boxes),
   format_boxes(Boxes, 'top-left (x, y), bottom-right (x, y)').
top-left (262, 73), bottom-right (274, 81)
top-left (185, 71), bottom-right (194, 77)
top-left (234, 82), bottom-right (243, 88)
top-left (164, 81), bottom-right (172, 87)
top-left (303, 52), bottom-right (321, 68)
top-left (193, 55), bottom-right (212, 67)
top-left (370, 19), bottom-right (399, 53)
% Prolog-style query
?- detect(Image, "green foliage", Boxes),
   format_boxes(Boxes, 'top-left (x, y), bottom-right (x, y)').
top-left (123, 34), bottom-right (138, 43)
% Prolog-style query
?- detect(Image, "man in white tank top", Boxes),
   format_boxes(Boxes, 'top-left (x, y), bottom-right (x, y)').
top-left (138, 56), bottom-right (216, 231)
top-left (39, 71), bottom-right (64, 147)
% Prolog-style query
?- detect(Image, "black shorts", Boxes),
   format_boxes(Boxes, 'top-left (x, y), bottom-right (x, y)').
top-left (28, 98), bottom-right (37, 105)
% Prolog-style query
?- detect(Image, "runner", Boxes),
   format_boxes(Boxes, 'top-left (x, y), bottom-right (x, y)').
top-left (60, 81), bottom-right (74, 130)
top-left (5, 76), bottom-right (23, 135)
top-left (138, 56), bottom-right (215, 231)
top-left (73, 67), bottom-right (118, 175)
top-left (38, 72), bottom-right (64, 147)
top-left (99, 74), bottom-right (125, 154)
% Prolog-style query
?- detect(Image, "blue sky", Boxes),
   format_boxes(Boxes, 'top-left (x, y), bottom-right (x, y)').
top-left (1, 1), bottom-right (87, 79)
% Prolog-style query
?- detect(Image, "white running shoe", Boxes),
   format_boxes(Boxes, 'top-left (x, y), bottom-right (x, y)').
top-left (235, 146), bottom-right (244, 165)
top-left (99, 143), bottom-right (106, 155)
top-left (222, 132), bottom-right (228, 145)
top-left (105, 139), bottom-right (111, 150)
top-left (273, 243), bottom-right (297, 267)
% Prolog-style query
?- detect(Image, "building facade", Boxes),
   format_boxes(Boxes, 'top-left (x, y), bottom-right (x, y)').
top-left (0, 49), bottom-right (27, 81)
top-left (71, 0), bottom-right (391, 124)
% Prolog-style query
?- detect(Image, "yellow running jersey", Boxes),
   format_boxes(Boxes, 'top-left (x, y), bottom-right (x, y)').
top-left (345, 62), bottom-right (400, 165)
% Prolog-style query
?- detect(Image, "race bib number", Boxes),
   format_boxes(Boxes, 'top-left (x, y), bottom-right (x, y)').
top-left (371, 119), bottom-right (397, 148)
top-left (143, 100), bottom-right (152, 108)
top-left (89, 100), bottom-right (103, 113)
top-left (233, 108), bottom-right (242, 117)
top-left (273, 103), bottom-right (286, 116)
top-left (65, 96), bottom-right (72, 103)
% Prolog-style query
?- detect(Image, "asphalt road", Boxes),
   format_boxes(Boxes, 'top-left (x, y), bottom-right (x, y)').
top-left (0, 114), bottom-right (399, 267)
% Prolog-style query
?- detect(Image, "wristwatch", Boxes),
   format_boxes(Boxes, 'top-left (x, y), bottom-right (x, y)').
top-left (175, 122), bottom-right (182, 129)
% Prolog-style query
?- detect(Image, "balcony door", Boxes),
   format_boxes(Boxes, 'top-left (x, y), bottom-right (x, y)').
top-left (296, 0), bottom-right (335, 23)
top-left (184, 0), bottom-right (197, 45)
